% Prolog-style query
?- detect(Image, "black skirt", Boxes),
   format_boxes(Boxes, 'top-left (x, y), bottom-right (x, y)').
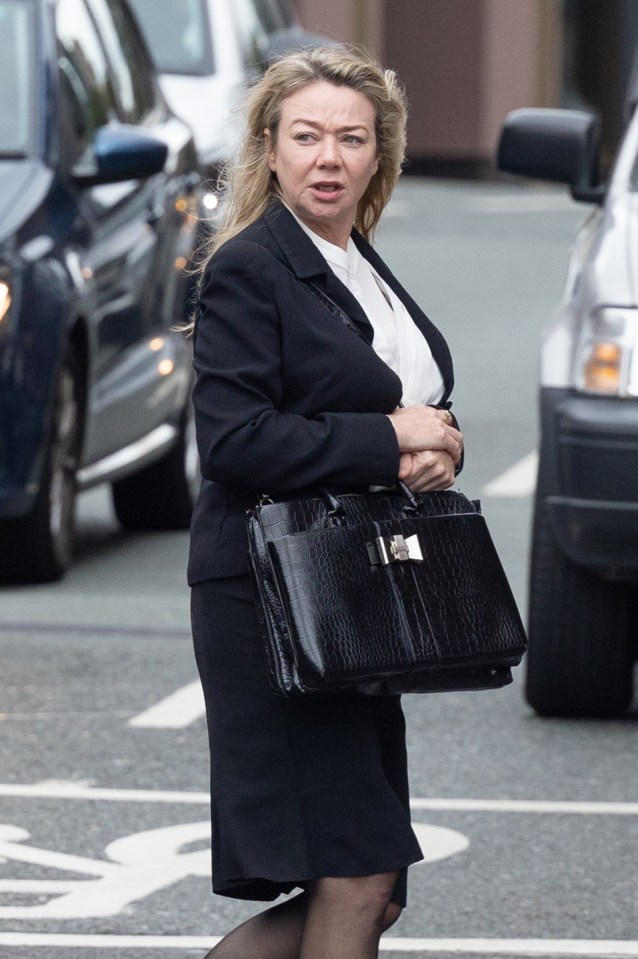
top-left (191, 575), bottom-right (423, 904)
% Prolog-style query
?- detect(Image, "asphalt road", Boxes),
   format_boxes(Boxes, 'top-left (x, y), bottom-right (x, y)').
top-left (0, 178), bottom-right (636, 959)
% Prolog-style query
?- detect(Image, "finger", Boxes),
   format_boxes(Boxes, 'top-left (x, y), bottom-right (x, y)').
top-left (402, 452), bottom-right (456, 490)
top-left (434, 408), bottom-right (454, 427)
top-left (398, 453), bottom-right (413, 479)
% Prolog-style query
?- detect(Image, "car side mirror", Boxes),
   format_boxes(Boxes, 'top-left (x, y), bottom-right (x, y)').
top-left (497, 108), bottom-right (604, 203)
top-left (72, 125), bottom-right (168, 187)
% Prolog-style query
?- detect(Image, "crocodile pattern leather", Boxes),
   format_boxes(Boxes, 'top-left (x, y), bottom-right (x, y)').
top-left (247, 489), bottom-right (527, 696)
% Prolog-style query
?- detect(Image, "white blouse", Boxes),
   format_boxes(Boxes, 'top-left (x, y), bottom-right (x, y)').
top-left (290, 212), bottom-right (445, 407)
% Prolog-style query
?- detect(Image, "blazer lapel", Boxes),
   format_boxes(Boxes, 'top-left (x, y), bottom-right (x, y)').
top-left (351, 231), bottom-right (455, 401)
top-left (262, 201), bottom-right (455, 400)
top-left (263, 202), bottom-right (375, 345)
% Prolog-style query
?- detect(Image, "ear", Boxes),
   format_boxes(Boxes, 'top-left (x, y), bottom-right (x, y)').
top-left (264, 128), bottom-right (276, 172)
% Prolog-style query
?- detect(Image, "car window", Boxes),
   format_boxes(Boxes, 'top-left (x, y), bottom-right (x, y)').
top-left (232, 0), bottom-right (269, 68)
top-left (0, 0), bottom-right (36, 156)
top-left (86, 0), bottom-right (159, 123)
top-left (127, 0), bottom-right (214, 76)
top-left (56, 0), bottom-right (119, 163)
top-left (252, 0), bottom-right (295, 33)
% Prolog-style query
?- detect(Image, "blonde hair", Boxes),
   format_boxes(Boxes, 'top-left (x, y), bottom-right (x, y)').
top-left (203, 46), bottom-right (408, 262)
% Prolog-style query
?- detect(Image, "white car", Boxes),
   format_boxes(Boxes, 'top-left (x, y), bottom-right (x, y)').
top-left (497, 97), bottom-right (638, 718)
top-left (128, 0), bottom-right (332, 175)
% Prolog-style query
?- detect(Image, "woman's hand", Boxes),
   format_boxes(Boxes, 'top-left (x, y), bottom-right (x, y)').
top-left (398, 450), bottom-right (457, 492)
top-left (387, 405), bottom-right (463, 464)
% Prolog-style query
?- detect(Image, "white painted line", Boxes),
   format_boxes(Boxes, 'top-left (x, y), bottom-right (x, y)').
top-left (384, 199), bottom-right (410, 218)
top-left (471, 193), bottom-right (581, 213)
top-left (0, 933), bottom-right (220, 949)
top-left (483, 450), bottom-right (538, 498)
top-left (410, 797), bottom-right (638, 815)
top-left (0, 781), bottom-right (209, 803)
top-left (412, 823), bottom-right (469, 863)
top-left (128, 680), bottom-right (205, 728)
top-left (381, 941), bottom-right (638, 956)
top-left (0, 934), bottom-right (637, 955)
top-left (1, 782), bottom-right (638, 814)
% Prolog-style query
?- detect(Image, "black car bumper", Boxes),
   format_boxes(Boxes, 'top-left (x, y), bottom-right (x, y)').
top-left (541, 387), bottom-right (638, 576)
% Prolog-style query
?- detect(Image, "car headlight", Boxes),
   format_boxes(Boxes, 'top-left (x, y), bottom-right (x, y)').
top-left (573, 307), bottom-right (638, 395)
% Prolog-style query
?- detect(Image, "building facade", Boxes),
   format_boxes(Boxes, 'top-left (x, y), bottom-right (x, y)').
top-left (292, 0), bottom-right (638, 173)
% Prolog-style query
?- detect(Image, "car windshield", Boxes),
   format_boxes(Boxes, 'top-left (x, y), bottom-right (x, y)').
top-left (0, 0), bottom-right (35, 156)
top-left (127, 0), bottom-right (214, 75)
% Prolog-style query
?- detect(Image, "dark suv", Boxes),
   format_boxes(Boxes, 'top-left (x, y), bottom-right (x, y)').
top-left (498, 97), bottom-right (638, 716)
top-left (0, 0), bottom-right (200, 583)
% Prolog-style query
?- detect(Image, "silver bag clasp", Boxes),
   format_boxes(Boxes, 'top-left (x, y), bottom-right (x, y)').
top-left (372, 533), bottom-right (423, 565)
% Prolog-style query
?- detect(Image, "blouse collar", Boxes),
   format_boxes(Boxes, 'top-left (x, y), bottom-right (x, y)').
top-left (284, 205), bottom-right (358, 276)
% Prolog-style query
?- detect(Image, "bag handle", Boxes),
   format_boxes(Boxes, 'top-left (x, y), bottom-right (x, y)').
top-left (320, 481), bottom-right (421, 523)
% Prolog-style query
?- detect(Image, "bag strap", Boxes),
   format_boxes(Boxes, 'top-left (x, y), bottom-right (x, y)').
top-left (298, 276), bottom-right (453, 415)
top-left (300, 280), bottom-right (367, 342)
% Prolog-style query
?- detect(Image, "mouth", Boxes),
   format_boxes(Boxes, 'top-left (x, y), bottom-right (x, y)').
top-left (312, 182), bottom-right (343, 194)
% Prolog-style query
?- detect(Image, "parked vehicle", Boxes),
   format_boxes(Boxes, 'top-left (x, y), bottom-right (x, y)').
top-left (127, 0), bottom-right (334, 177)
top-left (497, 100), bottom-right (638, 717)
top-left (0, 0), bottom-right (200, 583)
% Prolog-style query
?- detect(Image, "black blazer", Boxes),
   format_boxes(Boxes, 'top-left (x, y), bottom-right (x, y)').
top-left (188, 201), bottom-right (456, 584)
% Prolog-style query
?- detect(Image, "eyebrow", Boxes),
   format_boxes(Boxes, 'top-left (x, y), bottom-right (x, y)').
top-left (289, 118), bottom-right (370, 133)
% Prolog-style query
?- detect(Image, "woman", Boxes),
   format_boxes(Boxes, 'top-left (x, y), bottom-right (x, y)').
top-left (189, 46), bottom-right (463, 959)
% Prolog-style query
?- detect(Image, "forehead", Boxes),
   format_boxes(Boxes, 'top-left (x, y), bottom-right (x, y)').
top-left (279, 80), bottom-right (376, 126)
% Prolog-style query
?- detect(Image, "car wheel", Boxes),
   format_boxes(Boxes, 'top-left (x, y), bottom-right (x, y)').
top-left (111, 399), bottom-right (199, 530)
top-left (0, 348), bottom-right (81, 584)
top-left (526, 491), bottom-right (634, 718)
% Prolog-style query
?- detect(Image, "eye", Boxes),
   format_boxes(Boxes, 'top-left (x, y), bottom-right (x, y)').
top-left (343, 135), bottom-right (364, 145)
top-left (294, 132), bottom-right (315, 142)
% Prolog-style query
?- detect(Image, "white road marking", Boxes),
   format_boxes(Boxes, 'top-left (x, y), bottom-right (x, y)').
top-left (0, 933), bottom-right (637, 954)
top-left (483, 450), bottom-right (538, 498)
top-left (379, 941), bottom-right (638, 956)
top-left (128, 680), bottom-right (205, 728)
top-left (0, 780), bottom-right (210, 803)
top-left (412, 823), bottom-right (469, 863)
top-left (0, 820), bottom-right (456, 926)
top-left (471, 193), bottom-right (580, 213)
top-left (0, 819), bottom-right (465, 920)
top-left (1, 804), bottom-right (629, 923)
top-left (384, 199), bottom-right (410, 217)
top-left (0, 821), bottom-right (210, 919)
top-left (410, 797), bottom-right (638, 815)
top-left (0, 786), bottom-right (635, 952)
top-left (1, 782), bottom-right (637, 814)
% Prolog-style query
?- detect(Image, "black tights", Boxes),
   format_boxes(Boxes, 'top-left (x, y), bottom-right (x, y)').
top-left (203, 871), bottom-right (402, 959)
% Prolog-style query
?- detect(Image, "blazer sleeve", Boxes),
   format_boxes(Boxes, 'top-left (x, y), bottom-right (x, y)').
top-left (192, 241), bottom-right (401, 493)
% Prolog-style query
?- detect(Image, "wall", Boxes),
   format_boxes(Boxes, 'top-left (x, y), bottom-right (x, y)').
top-left (292, 0), bottom-right (562, 167)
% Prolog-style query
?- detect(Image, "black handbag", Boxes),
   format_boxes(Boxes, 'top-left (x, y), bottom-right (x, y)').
top-left (247, 484), bottom-right (527, 697)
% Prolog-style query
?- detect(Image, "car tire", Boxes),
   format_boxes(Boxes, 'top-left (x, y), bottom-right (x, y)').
top-left (0, 348), bottom-right (81, 584)
top-left (526, 491), bottom-right (634, 718)
top-left (111, 399), bottom-right (198, 531)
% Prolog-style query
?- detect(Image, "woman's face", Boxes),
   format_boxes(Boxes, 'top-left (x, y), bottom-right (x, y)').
top-left (265, 80), bottom-right (379, 249)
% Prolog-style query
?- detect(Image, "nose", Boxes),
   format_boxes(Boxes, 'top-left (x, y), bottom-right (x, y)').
top-left (316, 136), bottom-right (341, 168)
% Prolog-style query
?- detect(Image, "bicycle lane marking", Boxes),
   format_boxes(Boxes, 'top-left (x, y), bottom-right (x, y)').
top-left (0, 821), bottom-right (211, 919)
top-left (0, 783), bottom-right (636, 955)
top-left (0, 818), bottom-right (466, 919)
